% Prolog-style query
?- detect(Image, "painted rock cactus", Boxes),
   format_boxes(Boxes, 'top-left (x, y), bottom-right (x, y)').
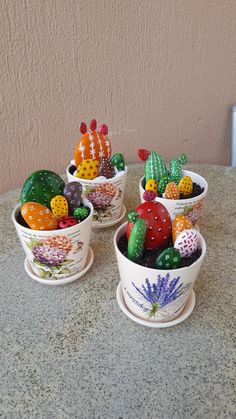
top-left (145, 179), bottom-right (157, 193)
top-left (98, 157), bottom-right (115, 179)
top-left (155, 247), bottom-right (181, 269)
top-left (111, 153), bottom-right (125, 171)
top-left (127, 218), bottom-right (146, 262)
top-left (75, 159), bottom-right (100, 180)
top-left (20, 170), bottom-right (65, 208)
top-left (63, 182), bottom-right (83, 213)
top-left (169, 154), bottom-right (188, 184)
top-left (178, 176), bottom-right (193, 196)
top-left (74, 207), bottom-right (90, 221)
top-left (165, 182), bottom-right (180, 200)
top-left (21, 202), bottom-right (57, 230)
top-left (50, 195), bottom-right (69, 218)
top-left (145, 152), bottom-right (168, 183)
top-left (58, 216), bottom-right (77, 229)
top-left (174, 229), bottom-right (199, 257)
top-left (172, 214), bottom-right (193, 243)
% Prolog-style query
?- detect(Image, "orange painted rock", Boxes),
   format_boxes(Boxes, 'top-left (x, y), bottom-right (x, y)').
top-left (50, 195), bottom-right (68, 218)
top-left (75, 159), bottom-right (100, 180)
top-left (74, 131), bottom-right (111, 166)
top-left (172, 214), bottom-right (193, 243)
top-left (165, 182), bottom-right (180, 199)
top-left (145, 179), bottom-right (157, 193)
top-left (21, 202), bottom-right (57, 230)
top-left (178, 176), bottom-right (193, 195)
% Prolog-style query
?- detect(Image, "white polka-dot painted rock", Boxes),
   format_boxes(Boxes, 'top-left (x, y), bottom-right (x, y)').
top-left (127, 218), bottom-right (146, 262)
top-left (21, 202), bottom-right (57, 230)
top-left (174, 229), bottom-right (200, 257)
top-left (20, 170), bottom-right (65, 208)
top-left (155, 247), bottom-right (181, 269)
top-left (63, 182), bottom-right (83, 213)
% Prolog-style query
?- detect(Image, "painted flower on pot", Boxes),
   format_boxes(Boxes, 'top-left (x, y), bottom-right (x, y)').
top-left (132, 273), bottom-right (184, 318)
top-left (85, 182), bottom-right (117, 222)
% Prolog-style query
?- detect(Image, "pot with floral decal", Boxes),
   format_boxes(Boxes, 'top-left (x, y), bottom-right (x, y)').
top-left (138, 150), bottom-right (208, 224)
top-left (114, 200), bottom-right (206, 323)
top-left (12, 169), bottom-right (93, 282)
top-left (66, 119), bottom-right (127, 228)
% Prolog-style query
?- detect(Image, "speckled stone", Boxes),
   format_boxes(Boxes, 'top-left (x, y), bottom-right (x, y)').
top-left (0, 163), bottom-right (235, 418)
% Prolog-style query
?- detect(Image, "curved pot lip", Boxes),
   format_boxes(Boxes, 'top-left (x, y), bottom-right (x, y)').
top-left (140, 170), bottom-right (208, 203)
top-left (12, 198), bottom-right (94, 234)
top-left (66, 163), bottom-right (128, 183)
top-left (114, 222), bottom-right (207, 274)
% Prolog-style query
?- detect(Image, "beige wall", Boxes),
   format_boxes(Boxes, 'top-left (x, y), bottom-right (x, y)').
top-left (1, 0), bottom-right (236, 193)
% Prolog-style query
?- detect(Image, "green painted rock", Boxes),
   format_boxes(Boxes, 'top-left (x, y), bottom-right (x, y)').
top-left (111, 153), bottom-right (125, 171)
top-left (169, 154), bottom-right (188, 184)
top-left (155, 247), bottom-right (181, 269)
top-left (127, 218), bottom-right (146, 262)
top-left (158, 175), bottom-right (169, 194)
top-left (74, 206), bottom-right (90, 221)
top-left (145, 151), bottom-right (168, 183)
top-left (127, 210), bottom-right (139, 223)
top-left (20, 170), bottom-right (65, 208)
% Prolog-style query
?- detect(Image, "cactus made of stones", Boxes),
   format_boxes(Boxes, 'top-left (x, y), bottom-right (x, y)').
top-left (145, 152), bottom-right (168, 183)
top-left (127, 218), bottom-right (146, 262)
top-left (169, 154), bottom-right (188, 184)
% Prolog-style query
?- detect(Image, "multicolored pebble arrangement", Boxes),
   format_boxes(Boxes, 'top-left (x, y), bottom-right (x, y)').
top-left (126, 202), bottom-right (200, 269)
top-left (20, 170), bottom-right (90, 231)
top-left (138, 149), bottom-right (197, 201)
top-left (73, 119), bottom-right (125, 180)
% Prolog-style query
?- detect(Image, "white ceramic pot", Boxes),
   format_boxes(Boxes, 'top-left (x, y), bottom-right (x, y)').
top-left (114, 222), bottom-right (206, 323)
top-left (66, 162), bottom-right (127, 227)
top-left (139, 170), bottom-right (208, 223)
top-left (12, 199), bottom-right (93, 280)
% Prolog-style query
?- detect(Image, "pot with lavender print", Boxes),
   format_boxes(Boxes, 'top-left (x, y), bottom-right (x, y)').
top-left (66, 119), bottom-right (127, 228)
top-left (114, 201), bottom-right (206, 323)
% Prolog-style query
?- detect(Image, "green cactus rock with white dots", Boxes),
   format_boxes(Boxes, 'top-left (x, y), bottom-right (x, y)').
top-left (145, 152), bottom-right (168, 183)
top-left (155, 247), bottom-right (181, 269)
top-left (128, 218), bottom-right (146, 262)
top-left (111, 153), bottom-right (125, 171)
top-left (20, 170), bottom-right (65, 208)
top-left (169, 154), bottom-right (188, 184)
top-left (158, 175), bottom-right (169, 194)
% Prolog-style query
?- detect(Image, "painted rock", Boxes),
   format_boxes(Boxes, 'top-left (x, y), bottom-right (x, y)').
top-left (98, 157), bottom-right (115, 178)
top-left (155, 247), bottom-right (181, 269)
top-left (58, 216), bottom-right (77, 229)
top-left (63, 182), bottom-right (83, 213)
top-left (50, 195), bottom-right (69, 218)
top-left (143, 190), bottom-right (157, 201)
top-left (127, 218), bottom-right (146, 262)
top-left (74, 206), bottom-right (90, 221)
top-left (145, 179), bottom-right (157, 193)
top-left (137, 149), bottom-right (150, 161)
top-left (178, 176), bottom-right (193, 196)
top-left (165, 182), bottom-right (180, 200)
top-left (21, 202), bottom-right (57, 230)
top-left (20, 170), bottom-right (65, 208)
top-left (75, 159), bottom-right (100, 180)
top-left (127, 201), bottom-right (171, 250)
top-left (111, 153), bottom-right (125, 171)
top-left (174, 229), bottom-right (199, 257)
top-left (172, 214), bottom-right (193, 243)
top-left (74, 123), bottom-right (111, 166)
top-left (158, 176), bottom-right (169, 195)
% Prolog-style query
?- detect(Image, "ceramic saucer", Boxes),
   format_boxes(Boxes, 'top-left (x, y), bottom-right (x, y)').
top-left (116, 282), bottom-right (196, 328)
top-left (24, 247), bottom-right (94, 286)
top-left (92, 204), bottom-right (126, 229)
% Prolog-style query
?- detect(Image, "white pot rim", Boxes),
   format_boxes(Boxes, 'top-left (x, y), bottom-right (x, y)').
top-left (140, 170), bottom-right (208, 203)
top-left (66, 163), bottom-right (128, 184)
top-left (114, 222), bottom-right (207, 273)
top-left (12, 198), bottom-right (94, 234)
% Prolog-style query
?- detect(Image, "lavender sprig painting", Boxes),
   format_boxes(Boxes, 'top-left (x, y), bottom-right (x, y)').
top-left (132, 274), bottom-right (184, 318)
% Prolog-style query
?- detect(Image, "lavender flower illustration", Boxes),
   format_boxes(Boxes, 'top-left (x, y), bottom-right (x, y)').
top-left (132, 274), bottom-right (184, 318)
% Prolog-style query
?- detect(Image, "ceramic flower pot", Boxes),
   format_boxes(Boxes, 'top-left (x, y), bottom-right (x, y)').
top-left (114, 222), bottom-right (206, 323)
top-left (66, 162), bottom-right (127, 227)
top-left (139, 170), bottom-right (208, 223)
top-left (12, 198), bottom-right (93, 281)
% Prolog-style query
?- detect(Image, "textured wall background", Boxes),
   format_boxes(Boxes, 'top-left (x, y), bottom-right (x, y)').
top-left (1, 0), bottom-right (236, 193)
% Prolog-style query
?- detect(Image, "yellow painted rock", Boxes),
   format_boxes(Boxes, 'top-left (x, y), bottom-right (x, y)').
top-left (75, 159), bottom-right (100, 180)
top-left (50, 195), bottom-right (68, 218)
top-left (165, 182), bottom-right (180, 200)
top-left (172, 214), bottom-right (193, 243)
top-left (178, 176), bottom-right (193, 195)
top-left (145, 179), bottom-right (157, 193)
top-left (21, 202), bottom-right (57, 230)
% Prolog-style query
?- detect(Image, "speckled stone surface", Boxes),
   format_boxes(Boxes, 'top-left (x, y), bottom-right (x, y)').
top-left (0, 163), bottom-right (235, 418)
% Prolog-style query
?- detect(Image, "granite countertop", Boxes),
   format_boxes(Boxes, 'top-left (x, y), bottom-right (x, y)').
top-left (0, 163), bottom-right (235, 418)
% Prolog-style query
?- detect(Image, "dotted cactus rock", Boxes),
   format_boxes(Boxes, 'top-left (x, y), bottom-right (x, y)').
top-left (111, 153), bottom-right (125, 171)
top-left (20, 170), bottom-right (65, 209)
top-left (98, 157), bottom-right (115, 179)
top-left (145, 152), bottom-right (168, 183)
top-left (63, 182), bottom-right (83, 213)
top-left (127, 218), bottom-right (146, 262)
top-left (158, 176), bottom-right (169, 194)
top-left (145, 179), bottom-right (157, 193)
top-left (178, 176), bottom-right (193, 196)
top-left (74, 206), bottom-right (90, 221)
top-left (143, 190), bottom-right (157, 202)
top-left (172, 214), bottom-right (193, 243)
top-left (165, 182), bottom-right (180, 200)
top-left (21, 202), bottom-right (57, 230)
top-left (155, 247), bottom-right (181, 269)
top-left (75, 159), bottom-right (100, 180)
top-left (169, 154), bottom-right (188, 184)
top-left (50, 195), bottom-right (69, 218)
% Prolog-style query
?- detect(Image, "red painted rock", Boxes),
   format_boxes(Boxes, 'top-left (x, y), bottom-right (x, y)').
top-left (21, 202), bottom-right (57, 230)
top-left (143, 190), bottom-right (157, 202)
top-left (127, 201), bottom-right (171, 250)
top-left (58, 216), bottom-right (78, 229)
top-left (174, 229), bottom-right (199, 257)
